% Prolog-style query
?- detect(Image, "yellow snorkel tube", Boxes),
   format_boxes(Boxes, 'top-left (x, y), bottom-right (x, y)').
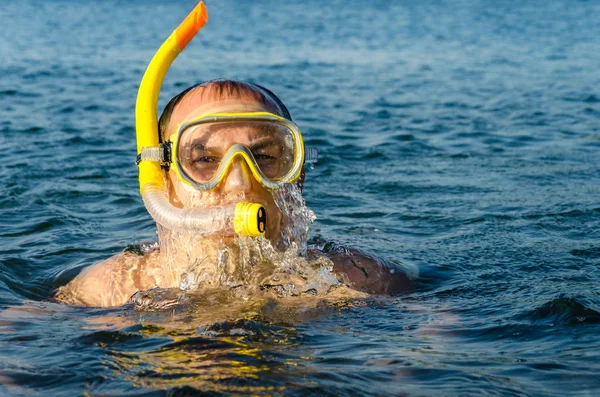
top-left (135, 2), bottom-right (266, 237)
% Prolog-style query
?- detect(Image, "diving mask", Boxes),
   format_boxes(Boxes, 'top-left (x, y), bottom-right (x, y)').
top-left (140, 111), bottom-right (317, 191)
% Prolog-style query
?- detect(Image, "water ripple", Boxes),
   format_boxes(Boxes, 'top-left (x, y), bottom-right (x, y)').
top-left (1, 0), bottom-right (600, 395)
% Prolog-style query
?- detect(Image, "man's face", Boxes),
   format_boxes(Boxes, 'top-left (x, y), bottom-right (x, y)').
top-left (164, 89), bottom-right (288, 243)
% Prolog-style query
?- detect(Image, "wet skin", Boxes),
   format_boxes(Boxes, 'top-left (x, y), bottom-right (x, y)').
top-left (55, 86), bottom-right (412, 307)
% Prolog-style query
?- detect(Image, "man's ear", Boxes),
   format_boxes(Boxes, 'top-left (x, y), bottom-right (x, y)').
top-left (296, 167), bottom-right (305, 192)
top-left (164, 170), bottom-right (183, 208)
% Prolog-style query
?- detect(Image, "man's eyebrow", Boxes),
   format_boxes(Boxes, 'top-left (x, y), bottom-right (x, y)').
top-left (185, 136), bottom-right (282, 152)
top-left (188, 139), bottom-right (209, 151)
top-left (250, 138), bottom-right (281, 151)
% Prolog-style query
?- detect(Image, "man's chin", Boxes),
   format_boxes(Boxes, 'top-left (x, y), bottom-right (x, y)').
top-left (205, 232), bottom-right (237, 245)
top-left (203, 231), bottom-right (272, 245)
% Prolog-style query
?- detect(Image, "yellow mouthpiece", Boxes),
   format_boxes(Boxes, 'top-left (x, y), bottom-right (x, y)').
top-left (234, 203), bottom-right (267, 237)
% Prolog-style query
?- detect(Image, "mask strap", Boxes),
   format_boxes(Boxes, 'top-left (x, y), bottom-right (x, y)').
top-left (304, 147), bottom-right (318, 164)
top-left (136, 143), bottom-right (172, 170)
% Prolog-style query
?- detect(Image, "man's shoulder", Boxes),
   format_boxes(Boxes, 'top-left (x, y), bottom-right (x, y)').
top-left (310, 243), bottom-right (414, 295)
top-left (54, 246), bottom-right (161, 307)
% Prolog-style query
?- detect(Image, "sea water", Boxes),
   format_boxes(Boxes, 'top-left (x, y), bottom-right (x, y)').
top-left (1, 0), bottom-right (600, 395)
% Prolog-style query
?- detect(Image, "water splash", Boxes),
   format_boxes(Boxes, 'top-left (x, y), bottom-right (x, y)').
top-left (148, 183), bottom-right (341, 307)
top-left (272, 183), bottom-right (316, 249)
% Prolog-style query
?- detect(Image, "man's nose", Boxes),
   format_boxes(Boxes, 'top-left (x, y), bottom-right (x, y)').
top-left (221, 158), bottom-right (254, 193)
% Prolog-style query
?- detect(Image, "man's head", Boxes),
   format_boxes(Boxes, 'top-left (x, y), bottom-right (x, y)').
top-left (159, 80), bottom-right (292, 141)
top-left (158, 80), bottom-right (302, 243)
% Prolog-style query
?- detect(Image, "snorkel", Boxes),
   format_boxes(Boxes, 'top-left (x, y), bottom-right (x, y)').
top-left (135, 2), bottom-right (266, 236)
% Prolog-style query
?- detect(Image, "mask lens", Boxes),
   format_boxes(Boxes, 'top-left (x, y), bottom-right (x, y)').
top-left (177, 120), bottom-right (297, 184)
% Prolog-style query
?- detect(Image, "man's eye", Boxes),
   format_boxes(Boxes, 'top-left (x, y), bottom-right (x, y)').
top-left (192, 156), bottom-right (219, 164)
top-left (253, 153), bottom-right (277, 162)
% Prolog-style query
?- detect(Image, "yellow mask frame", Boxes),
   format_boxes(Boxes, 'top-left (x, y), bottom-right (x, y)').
top-left (168, 111), bottom-right (305, 191)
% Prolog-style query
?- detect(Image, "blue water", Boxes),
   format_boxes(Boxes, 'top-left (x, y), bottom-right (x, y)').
top-left (2, 0), bottom-right (600, 395)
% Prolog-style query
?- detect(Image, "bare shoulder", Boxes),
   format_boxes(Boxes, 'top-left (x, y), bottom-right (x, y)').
top-left (310, 242), bottom-right (415, 295)
top-left (54, 246), bottom-right (162, 307)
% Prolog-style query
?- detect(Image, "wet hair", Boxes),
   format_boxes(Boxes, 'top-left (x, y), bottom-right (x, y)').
top-left (158, 79), bottom-right (292, 141)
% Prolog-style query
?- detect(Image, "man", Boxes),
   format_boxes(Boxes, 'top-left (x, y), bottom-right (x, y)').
top-left (55, 80), bottom-right (411, 307)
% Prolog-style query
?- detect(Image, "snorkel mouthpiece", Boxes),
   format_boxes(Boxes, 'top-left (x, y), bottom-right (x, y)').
top-left (234, 202), bottom-right (267, 236)
top-left (135, 2), bottom-right (265, 237)
top-left (141, 188), bottom-right (265, 237)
